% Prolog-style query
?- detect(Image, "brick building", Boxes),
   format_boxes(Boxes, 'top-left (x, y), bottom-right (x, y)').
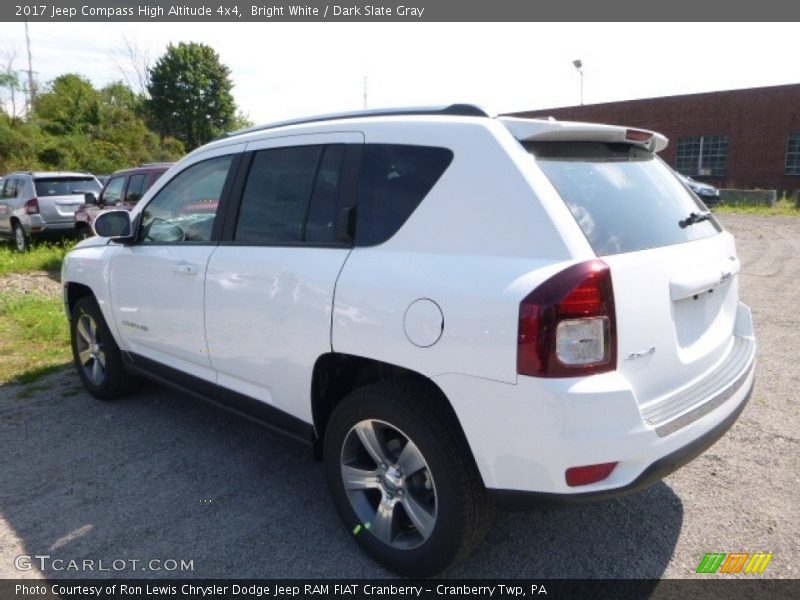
top-left (508, 83), bottom-right (800, 194)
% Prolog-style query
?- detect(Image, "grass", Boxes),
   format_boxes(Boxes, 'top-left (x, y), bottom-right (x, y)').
top-left (0, 291), bottom-right (71, 385)
top-left (0, 240), bottom-right (74, 276)
top-left (714, 198), bottom-right (800, 216)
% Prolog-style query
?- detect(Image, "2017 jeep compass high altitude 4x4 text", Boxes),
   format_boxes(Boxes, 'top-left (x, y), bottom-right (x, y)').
top-left (62, 105), bottom-right (756, 576)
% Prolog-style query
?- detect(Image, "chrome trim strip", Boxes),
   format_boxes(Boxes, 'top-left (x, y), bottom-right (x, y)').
top-left (641, 336), bottom-right (756, 437)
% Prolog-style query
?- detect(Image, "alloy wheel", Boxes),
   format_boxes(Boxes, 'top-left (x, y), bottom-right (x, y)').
top-left (75, 313), bottom-right (106, 385)
top-left (340, 419), bottom-right (437, 549)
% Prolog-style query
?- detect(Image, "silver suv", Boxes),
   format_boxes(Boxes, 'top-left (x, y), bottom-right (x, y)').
top-left (0, 171), bottom-right (102, 251)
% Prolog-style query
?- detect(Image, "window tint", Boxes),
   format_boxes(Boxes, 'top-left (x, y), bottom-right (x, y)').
top-left (101, 176), bottom-right (126, 205)
top-left (355, 144), bottom-right (453, 246)
top-left (34, 177), bottom-right (101, 196)
top-left (124, 174), bottom-right (147, 203)
top-left (526, 142), bottom-right (720, 257)
top-left (141, 155), bottom-right (232, 244)
top-left (305, 145), bottom-right (345, 244)
top-left (2, 178), bottom-right (17, 198)
top-left (235, 145), bottom-right (322, 243)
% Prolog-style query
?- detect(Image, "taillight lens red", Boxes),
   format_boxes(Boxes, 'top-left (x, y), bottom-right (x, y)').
top-left (565, 462), bottom-right (618, 487)
top-left (517, 260), bottom-right (617, 377)
top-left (24, 197), bottom-right (39, 214)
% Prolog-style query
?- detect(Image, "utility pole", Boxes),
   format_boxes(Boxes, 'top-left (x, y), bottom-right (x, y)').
top-left (24, 20), bottom-right (36, 113)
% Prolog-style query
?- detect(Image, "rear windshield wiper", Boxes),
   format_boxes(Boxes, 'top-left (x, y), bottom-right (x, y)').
top-left (679, 211), bottom-right (712, 229)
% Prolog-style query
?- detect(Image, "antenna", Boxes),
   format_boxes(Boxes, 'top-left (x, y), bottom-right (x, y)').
top-left (363, 75), bottom-right (368, 109)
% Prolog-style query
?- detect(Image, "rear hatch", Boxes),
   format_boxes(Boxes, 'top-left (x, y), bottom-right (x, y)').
top-left (506, 119), bottom-right (741, 407)
top-left (34, 177), bottom-right (101, 224)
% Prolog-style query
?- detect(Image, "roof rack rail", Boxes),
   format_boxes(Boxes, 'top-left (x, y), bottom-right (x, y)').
top-left (225, 103), bottom-right (489, 139)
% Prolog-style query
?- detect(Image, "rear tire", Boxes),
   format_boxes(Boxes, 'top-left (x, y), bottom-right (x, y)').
top-left (323, 379), bottom-right (491, 576)
top-left (70, 296), bottom-right (134, 400)
top-left (12, 223), bottom-right (28, 253)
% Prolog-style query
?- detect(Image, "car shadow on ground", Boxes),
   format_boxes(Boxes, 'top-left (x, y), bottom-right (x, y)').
top-left (0, 369), bottom-right (682, 579)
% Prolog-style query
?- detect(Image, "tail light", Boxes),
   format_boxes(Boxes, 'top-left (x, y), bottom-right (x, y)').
top-left (517, 260), bottom-right (616, 377)
top-left (24, 197), bottom-right (39, 214)
top-left (565, 462), bottom-right (618, 487)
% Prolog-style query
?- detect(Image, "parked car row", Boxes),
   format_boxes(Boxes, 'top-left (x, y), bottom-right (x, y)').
top-left (0, 165), bottom-right (171, 251)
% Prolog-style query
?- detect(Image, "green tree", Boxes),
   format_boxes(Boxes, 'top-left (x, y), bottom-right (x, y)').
top-left (33, 74), bottom-right (101, 136)
top-left (147, 42), bottom-right (236, 150)
top-left (2, 73), bottom-right (185, 174)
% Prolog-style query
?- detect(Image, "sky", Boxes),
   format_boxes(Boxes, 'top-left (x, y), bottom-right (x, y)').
top-left (1, 22), bottom-right (799, 124)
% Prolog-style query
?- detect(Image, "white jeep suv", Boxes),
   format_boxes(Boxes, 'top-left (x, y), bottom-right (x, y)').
top-left (62, 105), bottom-right (756, 576)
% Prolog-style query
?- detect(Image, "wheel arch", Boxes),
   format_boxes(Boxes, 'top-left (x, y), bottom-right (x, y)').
top-left (65, 282), bottom-right (96, 319)
top-left (310, 353), bottom-right (476, 469)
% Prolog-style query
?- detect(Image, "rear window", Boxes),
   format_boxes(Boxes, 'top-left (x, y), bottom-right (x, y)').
top-left (526, 142), bottom-right (721, 256)
top-left (34, 177), bottom-right (101, 196)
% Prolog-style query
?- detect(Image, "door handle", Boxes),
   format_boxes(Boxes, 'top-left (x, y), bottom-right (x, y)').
top-left (173, 262), bottom-right (200, 275)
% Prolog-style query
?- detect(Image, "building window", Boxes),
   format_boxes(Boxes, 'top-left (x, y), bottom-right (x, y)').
top-left (675, 135), bottom-right (730, 177)
top-left (786, 132), bottom-right (800, 176)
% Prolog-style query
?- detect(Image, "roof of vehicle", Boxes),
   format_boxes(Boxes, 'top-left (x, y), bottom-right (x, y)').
top-left (217, 103), bottom-right (668, 153)
top-left (6, 171), bottom-right (97, 179)
top-left (109, 163), bottom-right (174, 177)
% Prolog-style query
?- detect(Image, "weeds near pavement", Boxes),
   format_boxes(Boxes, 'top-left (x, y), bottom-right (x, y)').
top-left (0, 292), bottom-right (71, 385)
top-left (0, 240), bottom-right (74, 276)
top-left (714, 198), bottom-right (800, 216)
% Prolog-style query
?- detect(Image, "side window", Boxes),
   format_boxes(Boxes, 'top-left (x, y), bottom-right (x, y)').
top-left (235, 145), bottom-right (322, 243)
top-left (101, 177), bottom-right (126, 205)
top-left (355, 144), bottom-right (454, 246)
top-left (305, 144), bottom-right (345, 244)
top-left (2, 178), bottom-right (17, 198)
top-left (140, 155), bottom-right (233, 244)
top-left (124, 174), bottom-right (147, 203)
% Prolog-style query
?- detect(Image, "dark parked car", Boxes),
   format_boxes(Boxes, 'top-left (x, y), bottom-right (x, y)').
top-left (677, 173), bottom-right (721, 206)
top-left (74, 163), bottom-right (172, 240)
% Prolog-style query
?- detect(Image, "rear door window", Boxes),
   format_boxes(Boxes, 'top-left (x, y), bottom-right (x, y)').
top-left (526, 142), bottom-right (720, 256)
top-left (234, 145), bottom-right (323, 244)
top-left (124, 174), bottom-right (147, 203)
top-left (2, 178), bottom-right (18, 198)
top-left (305, 145), bottom-right (345, 244)
top-left (355, 144), bottom-right (453, 246)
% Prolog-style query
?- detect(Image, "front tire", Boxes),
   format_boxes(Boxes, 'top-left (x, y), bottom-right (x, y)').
top-left (323, 379), bottom-right (491, 576)
top-left (76, 226), bottom-right (92, 241)
top-left (70, 296), bottom-right (134, 400)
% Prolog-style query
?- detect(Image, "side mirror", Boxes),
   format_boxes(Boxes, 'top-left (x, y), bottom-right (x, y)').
top-left (84, 192), bottom-right (98, 205)
top-left (93, 210), bottom-right (133, 240)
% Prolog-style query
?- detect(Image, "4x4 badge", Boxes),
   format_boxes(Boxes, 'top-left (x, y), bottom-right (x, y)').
top-left (626, 346), bottom-right (656, 360)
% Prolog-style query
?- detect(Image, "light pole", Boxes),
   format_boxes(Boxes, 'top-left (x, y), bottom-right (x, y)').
top-left (572, 59), bottom-right (583, 106)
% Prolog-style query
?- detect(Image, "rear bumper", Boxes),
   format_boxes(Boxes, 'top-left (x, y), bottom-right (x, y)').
top-left (433, 301), bottom-right (756, 499)
top-left (487, 371), bottom-right (753, 508)
top-left (20, 215), bottom-right (75, 237)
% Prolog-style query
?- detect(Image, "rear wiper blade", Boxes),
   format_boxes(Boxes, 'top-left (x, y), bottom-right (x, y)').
top-left (679, 211), bottom-right (712, 229)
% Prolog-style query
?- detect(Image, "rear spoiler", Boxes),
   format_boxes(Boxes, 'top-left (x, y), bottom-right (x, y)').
top-left (499, 117), bottom-right (668, 153)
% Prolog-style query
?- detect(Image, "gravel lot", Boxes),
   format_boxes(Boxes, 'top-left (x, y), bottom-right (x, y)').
top-left (0, 214), bottom-right (797, 580)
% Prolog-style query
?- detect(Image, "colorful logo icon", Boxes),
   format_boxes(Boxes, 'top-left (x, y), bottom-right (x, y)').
top-left (696, 552), bottom-right (773, 574)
